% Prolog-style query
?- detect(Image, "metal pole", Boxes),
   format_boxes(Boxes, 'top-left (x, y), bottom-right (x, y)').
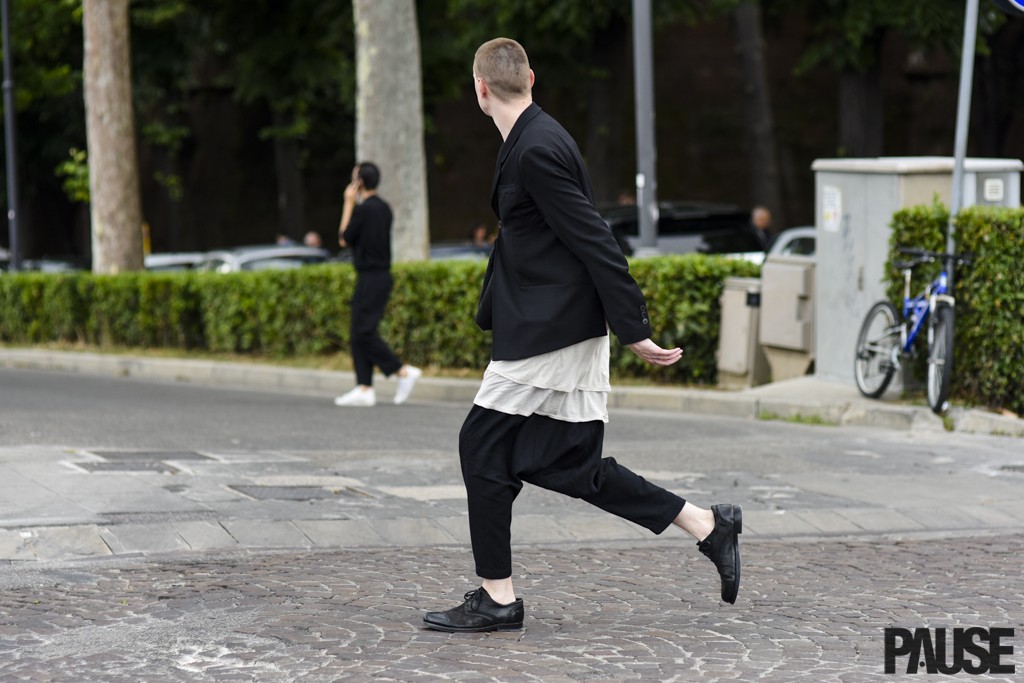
top-left (1, 0), bottom-right (19, 271)
top-left (632, 0), bottom-right (658, 251)
top-left (947, 0), bottom-right (980, 289)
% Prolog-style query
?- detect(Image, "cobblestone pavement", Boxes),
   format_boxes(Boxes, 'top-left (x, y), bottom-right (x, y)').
top-left (1, 534), bottom-right (1021, 682)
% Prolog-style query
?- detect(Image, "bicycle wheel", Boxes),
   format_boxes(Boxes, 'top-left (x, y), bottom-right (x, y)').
top-left (927, 303), bottom-right (954, 414)
top-left (854, 301), bottom-right (901, 398)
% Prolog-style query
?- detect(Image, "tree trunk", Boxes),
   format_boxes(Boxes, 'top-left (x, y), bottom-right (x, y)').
top-left (83, 0), bottom-right (143, 273)
top-left (271, 108), bottom-right (307, 242)
top-left (353, 0), bottom-right (428, 262)
top-left (733, 0), bottom-right (785, 229)
top-left (838, 65), bottom-right (883, 158)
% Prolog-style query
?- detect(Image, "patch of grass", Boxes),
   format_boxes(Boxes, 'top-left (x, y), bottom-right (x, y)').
top-left (758, 411), bottom-right (838, 427)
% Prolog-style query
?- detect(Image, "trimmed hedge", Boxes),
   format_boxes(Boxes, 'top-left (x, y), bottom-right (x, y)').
top-left (888, 203), bottom-right (1024, 414)
top-left (0, 255), bottom-right (759, 385)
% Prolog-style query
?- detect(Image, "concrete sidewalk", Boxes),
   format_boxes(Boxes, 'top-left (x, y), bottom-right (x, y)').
top-left (2, 348), bottom-right (1021, 437)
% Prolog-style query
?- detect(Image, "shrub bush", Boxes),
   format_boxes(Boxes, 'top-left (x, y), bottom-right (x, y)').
top-left (888, 203), bottom-right (1024, 414)
top-left (0, 254), bottom-right (759, 385)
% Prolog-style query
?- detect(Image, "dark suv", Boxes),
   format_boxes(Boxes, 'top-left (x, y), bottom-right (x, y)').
top-left (600, 201), bottom-right (767, 258)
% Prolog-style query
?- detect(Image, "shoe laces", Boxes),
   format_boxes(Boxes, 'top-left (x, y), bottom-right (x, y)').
top-left (463, 589), bottom-right (482, 608)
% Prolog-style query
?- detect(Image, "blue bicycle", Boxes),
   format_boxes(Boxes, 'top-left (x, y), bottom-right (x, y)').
top-left (853, 248), bottom-right (971, 414)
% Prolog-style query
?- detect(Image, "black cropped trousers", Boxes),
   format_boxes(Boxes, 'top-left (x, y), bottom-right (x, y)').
top-left (458, 405), bottom-right (686, 579)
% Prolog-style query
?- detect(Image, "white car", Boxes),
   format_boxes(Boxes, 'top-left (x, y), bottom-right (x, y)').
top-left (196, 245), bottom-right (330, 273)
top-left (768, 226), bottom-right (815, 258)
top-left (144, 252), bottom-right (206, 272)
top-left (730, 226), bottom-right (816, 266)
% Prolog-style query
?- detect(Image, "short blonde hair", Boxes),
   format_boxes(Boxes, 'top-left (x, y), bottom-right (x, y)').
top-left (473, 38), bottom-right (530, 102)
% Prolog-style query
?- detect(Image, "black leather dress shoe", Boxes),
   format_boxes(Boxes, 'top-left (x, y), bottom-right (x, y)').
top-left (697, 503), bottom-right (742, 604)
top-left (423, 587), bottom-right (524, 633)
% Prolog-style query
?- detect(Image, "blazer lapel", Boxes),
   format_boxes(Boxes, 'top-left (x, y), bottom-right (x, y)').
top-left (490, 103), bottom-right (543, 213)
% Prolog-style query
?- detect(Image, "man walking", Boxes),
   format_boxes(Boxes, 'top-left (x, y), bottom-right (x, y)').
top-left (423, 39), bottom-right (742, 633)
top-left (334, 162), bottom-right (421, 407)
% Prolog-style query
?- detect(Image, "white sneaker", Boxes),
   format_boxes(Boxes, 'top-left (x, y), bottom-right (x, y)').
top-left (334, 387), bottom-right (376, 407)
top-left (393, 366), bottom-right (422, 405)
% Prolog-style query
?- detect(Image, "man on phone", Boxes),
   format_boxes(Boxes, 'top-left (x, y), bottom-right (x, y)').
top-left (335, 162), bottom-right (421, 407)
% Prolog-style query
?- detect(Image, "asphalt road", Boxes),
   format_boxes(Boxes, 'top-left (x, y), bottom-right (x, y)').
top-left (3, 365), bottom-right (1021, 475)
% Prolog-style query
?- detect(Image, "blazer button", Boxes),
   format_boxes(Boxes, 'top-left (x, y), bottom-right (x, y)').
top-left (642, 318), bottom-right (649, 324)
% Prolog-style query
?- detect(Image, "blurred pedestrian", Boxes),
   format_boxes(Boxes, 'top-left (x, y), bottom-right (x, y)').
top-left (469, 222), bottom-right (490, 249)
top-left (750, 205), bottom-right (773, 249)
top-left (422, 38), bottom-right (742, 634)
top-left (334, 162), bottom-right (421, 407)
top-left (303, 231), bottom-right (323, 248)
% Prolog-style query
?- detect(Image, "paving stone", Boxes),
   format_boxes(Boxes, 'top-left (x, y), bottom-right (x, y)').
top-left (100, 523), bottom-right (190, 554)
top-left (292, 519), bottom-right (386, 547)
top-left (7, 536), bottom-right (1013, 681)
top-left (834, 508), bottom-right (924, 533)
top-left (366, 518), bottom-right (460, 546)
top-left (25, 525), bottom-right (111, 560)
top-left (219, 520), bottom-right (312, 548)
top-left (172, 520), bottom-right (240, 551)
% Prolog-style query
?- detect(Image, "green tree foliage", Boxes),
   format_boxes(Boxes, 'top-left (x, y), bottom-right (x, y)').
top-left (202, 0), bottom-right (354, 138)
top-left (0, 0), bottom-right (84, 210)
top-left (774, 0), bottom-right (967, 75)
top-left (889, 203), bottom-right (1024, 414)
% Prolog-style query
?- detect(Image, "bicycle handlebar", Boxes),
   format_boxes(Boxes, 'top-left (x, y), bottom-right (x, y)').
top-left (896, 247), bottom-right (973, 268)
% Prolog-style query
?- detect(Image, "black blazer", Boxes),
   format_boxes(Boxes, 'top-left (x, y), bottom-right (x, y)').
top-left (476, 103), bottom-right (652, 360)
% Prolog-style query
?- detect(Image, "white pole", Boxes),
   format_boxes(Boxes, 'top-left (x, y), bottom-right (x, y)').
top-left (632, 0), bottom-right (658, 251)
top-left (947, 0), bottom-right (980, 285)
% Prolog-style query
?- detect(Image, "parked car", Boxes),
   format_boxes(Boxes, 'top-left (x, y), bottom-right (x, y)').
top-left (195, 245), bottom-right (330, 273)
top-left (599, 200), bottom-right (767, 259)
top-left (767, 226), bottom-right (815, 259)
top-left (0, 251), bottom-right (87, 273)
top-left (144, 252), bottom-right (206, 272)
top-left (20, 257), bottom-right (88, 273)
top-left (429, 241), bottom-right (491, 261)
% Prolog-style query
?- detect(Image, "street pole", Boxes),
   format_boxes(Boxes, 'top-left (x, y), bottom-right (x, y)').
top-left (1, 0), bottom-right (19, 271)
top-left (947, 0), bottom-right (980, 291)
top-left (632, 0), bottom-right (658, 252)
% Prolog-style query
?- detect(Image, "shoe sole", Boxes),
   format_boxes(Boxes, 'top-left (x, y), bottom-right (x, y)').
top-left (722, 504), bottom-right (742, 605)
top-left (422, 620), bottom-right (523, 633)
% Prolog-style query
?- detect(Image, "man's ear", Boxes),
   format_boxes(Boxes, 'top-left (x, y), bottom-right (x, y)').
top-left (528, 69), bottom-right (535, 88)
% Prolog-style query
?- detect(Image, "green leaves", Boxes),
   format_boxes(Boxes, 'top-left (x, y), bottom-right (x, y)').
top-left (889, 203), bottom-right (1024, 414)
top-left (55, 148), bottom-right (90, 204)
top-left (0, 255), bottom-right (759, 386)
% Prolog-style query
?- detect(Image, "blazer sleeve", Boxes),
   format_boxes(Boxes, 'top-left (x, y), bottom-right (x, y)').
top-left (518, 143), bottom-right (652, 345)
top-left (474, 249), bottom-right (495, 331)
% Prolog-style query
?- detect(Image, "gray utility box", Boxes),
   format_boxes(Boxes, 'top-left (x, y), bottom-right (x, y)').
top-left (759, 254), bottom-right (815, 382)
top-left (811, 156), bottom-right (1023, 384)
top-left (717, 276), bottom-right (770, 389)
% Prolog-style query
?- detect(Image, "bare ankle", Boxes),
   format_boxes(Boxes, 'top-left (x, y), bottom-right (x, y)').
top-left (673, 503), bottom-right (715, 541)
top-left (481, 579), bottom-right (516, 605)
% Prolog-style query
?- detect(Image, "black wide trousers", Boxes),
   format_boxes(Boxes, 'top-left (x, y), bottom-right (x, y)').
top-left (459, 405), bottom-right (687, 579)
top-left (350, 270), bottom-right (402, 387)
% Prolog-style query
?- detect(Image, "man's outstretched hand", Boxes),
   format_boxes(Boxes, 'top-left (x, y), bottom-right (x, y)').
top-left (628, 338), bottom-right (683, 367)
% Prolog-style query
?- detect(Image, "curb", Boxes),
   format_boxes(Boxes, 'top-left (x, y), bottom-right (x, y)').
top-left (2, 349), bottom-right (1020, 437)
